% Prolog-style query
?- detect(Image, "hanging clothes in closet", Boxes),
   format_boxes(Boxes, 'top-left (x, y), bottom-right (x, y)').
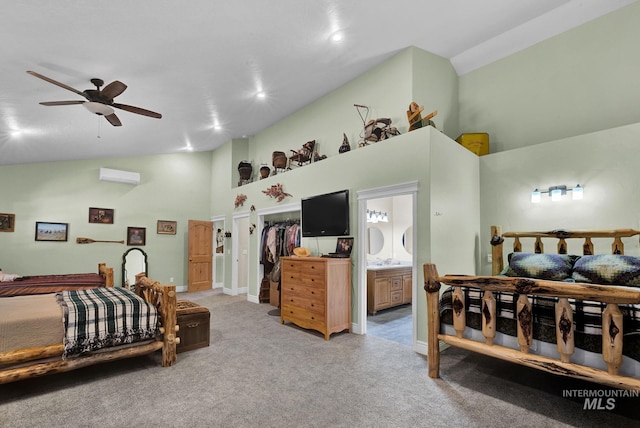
top-left (260, 220), bottom-right (301, 265)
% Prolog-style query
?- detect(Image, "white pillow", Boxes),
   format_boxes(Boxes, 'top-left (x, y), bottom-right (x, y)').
top-left (0, 272), bottom-right (20, 282)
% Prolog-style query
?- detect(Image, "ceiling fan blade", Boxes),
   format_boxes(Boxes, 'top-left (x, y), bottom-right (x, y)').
top-left (40, 100), bottom-right (85, 106)
top-left (101, 81), bottom-right (127, 99)
top-left (26, 70), bottom-right (85, 97)
top-left (105, 113), bottom-right (122, 127)
top-left (113, 103), bottom-right (162, 119)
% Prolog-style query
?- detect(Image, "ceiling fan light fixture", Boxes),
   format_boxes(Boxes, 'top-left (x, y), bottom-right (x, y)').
top-left (83, 102), bottom-right (114, 116)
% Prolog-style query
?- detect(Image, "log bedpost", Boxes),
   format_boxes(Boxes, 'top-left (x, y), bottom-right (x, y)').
top-left (490, 225), bottom-right (503, 275)
top-left (602, 303), bottom-right (623, 375)
top-left (161, 284), bottom-right (178, 367)
top-left (612, 237), bottom-right (624, 255)
top-left (424, 263), bottom-right (442, 379)
top-left (482, 291), bottom-right (496, 345)
top-left (452, 287), bottom-right (466, 338)
top-left (516, 295), bottom-right (532, 353)
top-left (555, 298), bottom-right (574, 363)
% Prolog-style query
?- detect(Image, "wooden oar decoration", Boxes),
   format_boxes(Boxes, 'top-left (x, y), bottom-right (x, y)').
top-left (76, 237), bottom-right (124, 244)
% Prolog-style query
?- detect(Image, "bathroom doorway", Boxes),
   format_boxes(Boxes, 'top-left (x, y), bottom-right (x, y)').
top-left (357, 182), bottom-right (417, 348)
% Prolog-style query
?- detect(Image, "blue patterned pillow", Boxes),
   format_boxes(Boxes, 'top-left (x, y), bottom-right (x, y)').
top-left (504, 253), bottom-right (580, 281)
top-left (572, 254), bottom-right (640, 286)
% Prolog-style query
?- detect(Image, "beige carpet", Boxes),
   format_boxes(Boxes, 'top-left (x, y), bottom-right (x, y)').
top-left (1, 290), bottom-right (638, 428)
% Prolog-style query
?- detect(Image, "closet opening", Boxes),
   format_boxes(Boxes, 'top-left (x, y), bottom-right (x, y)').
top-left (254, 203), bottom-right (301, 310)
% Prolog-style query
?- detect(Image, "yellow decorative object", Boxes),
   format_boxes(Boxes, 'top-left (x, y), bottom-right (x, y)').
top-left (293, 247), bottom-right (310, 257)
top-left (456, 133), bottom-right (490, 156)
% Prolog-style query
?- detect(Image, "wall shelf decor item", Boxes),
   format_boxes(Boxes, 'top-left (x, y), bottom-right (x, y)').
top-left (76, 237), bottom-right (124, 244)
top-left (35, 222), bottom-right (68, 242)
top-left (89, 207), bottom-right (114, 224)
top-left (127, 227), bottom-right (146, 246)
top-left (289, 140), bottom-right (315, 166)
top-left (262, 183), bottom-right (291, 202)
top-left (235, 194), bottom-right (247, 208)
top-left (272, 151), bottom-right (288, 174)
top-left (237, 161), bottom-right (253, 186)
top-left (0, 213), bottom-right (15, 232)
top-left (157, 220), bottom-right (177, 235)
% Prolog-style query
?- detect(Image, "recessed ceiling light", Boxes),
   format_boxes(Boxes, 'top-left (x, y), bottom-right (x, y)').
top-left (256, 91), bottom-right (266, 99)
top-left (330, 32), bottom-right (344, 43)
top-left (214, 124), bottom-right (222, 131)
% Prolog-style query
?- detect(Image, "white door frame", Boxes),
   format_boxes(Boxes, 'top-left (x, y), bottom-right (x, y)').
top-left (252, 202), bottom-right (301, 303)
top-left (231, 211), bottom-right (250, 296)
top-left (356, 181), bottom-right (419, 347)
top-left (210, 214), bottom-right (225, 290)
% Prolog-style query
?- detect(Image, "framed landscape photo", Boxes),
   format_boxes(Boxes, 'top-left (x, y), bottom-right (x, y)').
top-left (127, 227), bottom-right (146, 246)
top-left (157, 220), bottom-right (177, 235)
top-left (0, 213), bottom-right (15, 232)
top-left (89, 207), bottom-right (114, 224)
top-left (35, 222), bottom-right (68, 241)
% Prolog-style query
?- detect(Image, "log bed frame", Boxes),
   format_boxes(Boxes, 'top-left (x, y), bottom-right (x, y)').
top-left (424, 225), bottom-right (640, 391)
top-left (0, 273), bottom-right (179, 384)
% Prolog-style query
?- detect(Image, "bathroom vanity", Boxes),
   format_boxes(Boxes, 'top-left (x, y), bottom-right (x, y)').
top-left (366, 264), bottom-right (412, 315)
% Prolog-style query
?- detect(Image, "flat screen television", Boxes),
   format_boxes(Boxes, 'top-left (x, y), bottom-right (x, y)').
top-left (301, 189), bottom-right (350, 237)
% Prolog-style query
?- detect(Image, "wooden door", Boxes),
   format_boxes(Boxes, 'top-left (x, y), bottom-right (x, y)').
top-left (188, 220), bottom-right (213, 292)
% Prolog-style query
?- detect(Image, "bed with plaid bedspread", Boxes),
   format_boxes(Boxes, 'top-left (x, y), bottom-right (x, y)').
top-left (56, 287), bottom-right (159, 358)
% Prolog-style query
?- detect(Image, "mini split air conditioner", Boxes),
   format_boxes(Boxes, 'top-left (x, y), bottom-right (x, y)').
top-left (99, 168), bottom-right (141, 185)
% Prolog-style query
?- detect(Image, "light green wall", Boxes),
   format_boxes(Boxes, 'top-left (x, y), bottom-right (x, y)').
top-left (211, 125), bottom-right (479, 343)
top-left (208, 47), bottom-right (468, 345)
top-left (0, 152), bottom-right (212, 286)
top-left (459, 1), bottom-right (640, 153)
top-left (479, 122), bottom-right (640, 275)
top-left (245, 47), bottom-right (459, 167)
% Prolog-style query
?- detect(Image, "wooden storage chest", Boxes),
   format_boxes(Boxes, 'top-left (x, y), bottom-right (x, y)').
top-left (280, 256), bottom-right (351, 340)
top-left (176, 300), bottom-right (210, 353)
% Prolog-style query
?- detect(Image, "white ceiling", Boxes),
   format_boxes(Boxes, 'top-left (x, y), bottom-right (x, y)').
top-left (0, 0), bottom-right (634, 166)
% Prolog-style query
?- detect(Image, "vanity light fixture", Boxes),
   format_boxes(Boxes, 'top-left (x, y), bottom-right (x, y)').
top-left (366, 210), bottom-right (389, 223)
top-left (531, 184), bottom-right (584, 203)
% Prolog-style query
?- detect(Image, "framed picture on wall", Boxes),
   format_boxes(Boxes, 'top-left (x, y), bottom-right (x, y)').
top-left (89, 207), bottom-right (114, 224)
top-left (157, 220), bottom-right (177, 235)
top-left (35, 222), bottom-right (68, 241)
top-left (127, 227), bottom-right (146, 246)
top-left (0, 213), bottom-right (15, 232)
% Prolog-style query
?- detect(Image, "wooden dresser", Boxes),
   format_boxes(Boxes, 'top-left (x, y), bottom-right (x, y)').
top-left (367, 266), bottom-right (412, 315)
top-left (280, 256), bottom-right (351, 340)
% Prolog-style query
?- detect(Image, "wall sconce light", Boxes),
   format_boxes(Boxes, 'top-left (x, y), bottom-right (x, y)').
top-left (366, 210), bottom-right (389, 223)
top-left (531, 184), bottom-right (583, 203)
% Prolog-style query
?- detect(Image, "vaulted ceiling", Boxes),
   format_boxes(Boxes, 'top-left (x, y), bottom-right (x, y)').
top-left (0, 0), bottom-right (634, 166)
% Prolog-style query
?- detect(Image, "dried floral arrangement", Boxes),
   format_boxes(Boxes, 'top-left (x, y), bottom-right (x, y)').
top-left (235, 194), bottom-right (247, 208)
top-left (262, 183), bottom-right (291, 202)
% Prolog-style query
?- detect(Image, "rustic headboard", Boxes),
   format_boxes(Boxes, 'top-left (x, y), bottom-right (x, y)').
top-left (490, 225), bottom-right (640, 275)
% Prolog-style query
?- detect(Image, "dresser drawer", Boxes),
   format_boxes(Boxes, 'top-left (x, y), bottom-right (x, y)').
top-left (282, 304), bottom-right (326, 326)
top-left (282, 294), bottom-right (324, 315)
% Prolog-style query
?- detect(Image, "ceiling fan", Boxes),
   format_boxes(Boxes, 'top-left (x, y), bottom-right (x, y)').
top-left (26, 70), bottom-right (162, 126)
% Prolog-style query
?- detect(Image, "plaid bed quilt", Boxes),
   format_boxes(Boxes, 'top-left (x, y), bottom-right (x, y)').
top-left (56, 287), bottom-right (159, 358)
top-left (439, 286), bottom-right (640, 362)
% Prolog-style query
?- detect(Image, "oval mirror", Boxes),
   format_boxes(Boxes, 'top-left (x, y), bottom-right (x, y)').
top-left (368, 227), bottom-right (384, 255)
top-left (402, 226), bottom-right (413, 254)
top-left (122, 247), bottom-right (148, 289)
